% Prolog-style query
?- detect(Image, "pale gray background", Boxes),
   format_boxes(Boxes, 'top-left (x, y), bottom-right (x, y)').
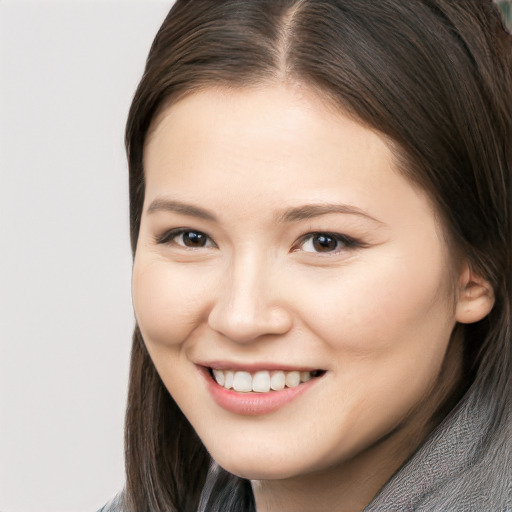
top-left (0, 1), bottom-right (174, 511)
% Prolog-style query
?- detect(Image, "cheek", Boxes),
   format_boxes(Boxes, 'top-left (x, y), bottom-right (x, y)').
top-left (131, 255), bottom-right (213, 347)
top-left (293, 244), bottom-right (455, 362)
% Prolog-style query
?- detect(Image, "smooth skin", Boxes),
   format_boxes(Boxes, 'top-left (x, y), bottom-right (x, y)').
top-left (132, 85), bottom-right (494, 512)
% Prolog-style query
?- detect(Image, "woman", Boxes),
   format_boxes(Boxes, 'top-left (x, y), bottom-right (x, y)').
top-left (101, 0), bottom-right (511, 510)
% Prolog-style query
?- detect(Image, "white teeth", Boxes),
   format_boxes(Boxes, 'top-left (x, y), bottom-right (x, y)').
top-left (285, 371), bottom-right (301, 388)
top-left (233, 371), bottom-right (252, 392)
top-left (270, 371), bottom-right (285, 391)
top-left (212, 369), bottom-right (225, 386)
top-left (212, 368), bottom-right (321, 393)
top-left (252, 371), bottom-right (271, 393)
top-left (224, 370), bottom-right (234, 390)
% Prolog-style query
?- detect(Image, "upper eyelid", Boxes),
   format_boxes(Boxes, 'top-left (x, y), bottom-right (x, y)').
top-left (298, 232), bottom-right (353, 240)
top-left (295, 232), bottom-right (358, 245)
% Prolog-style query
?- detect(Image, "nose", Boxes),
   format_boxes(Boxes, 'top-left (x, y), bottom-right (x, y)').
top-left (207, 254), bottom-right (293, 344)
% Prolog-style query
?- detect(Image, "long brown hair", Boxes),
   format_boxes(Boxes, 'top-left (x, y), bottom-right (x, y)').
top-left (123, 1), bottom-right (512, 510)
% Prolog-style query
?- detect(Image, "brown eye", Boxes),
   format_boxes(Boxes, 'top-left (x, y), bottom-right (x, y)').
top-left (297, 232), bottom-right (357, 254)
top-left (180, 231), bottom-right (209, 247)
top-left (157, 229), bottom-right (215, 249)
top-left (312, 234), bottom-right (338, 252)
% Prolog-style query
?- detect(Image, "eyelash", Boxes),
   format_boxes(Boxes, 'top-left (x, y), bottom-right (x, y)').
top-left (155, 228), bottom-right (217, 249)
top-left (155, 228), bottom-right (361, 254)
top-left (292, 232), bottom-right (360, 254)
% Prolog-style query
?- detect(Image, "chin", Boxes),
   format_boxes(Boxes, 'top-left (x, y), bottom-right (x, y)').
top-left (218, 462), bottom-right (298, 481)
top-left (210, 447), bottom-right (319, 481)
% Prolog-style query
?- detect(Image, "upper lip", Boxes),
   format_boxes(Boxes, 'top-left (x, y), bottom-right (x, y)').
top-left (197, 360), bottom-right (325, 372)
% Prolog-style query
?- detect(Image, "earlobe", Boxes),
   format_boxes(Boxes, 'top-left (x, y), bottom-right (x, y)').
top-left (455, 265), bottom-right (495, 324)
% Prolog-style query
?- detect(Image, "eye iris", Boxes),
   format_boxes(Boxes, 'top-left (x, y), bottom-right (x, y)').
top-left (312, 234), bottom-right (338, 252)
top-left (182, 231), bottom-right (207, 247)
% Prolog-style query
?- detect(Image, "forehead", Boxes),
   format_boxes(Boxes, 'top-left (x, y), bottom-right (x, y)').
top-left (145, 87), bottom-right (392, 188)
top-left (143, 86), bottom-right (440, 230)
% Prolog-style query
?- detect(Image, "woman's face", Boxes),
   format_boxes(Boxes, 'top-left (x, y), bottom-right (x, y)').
top-left (132, 85), bottom-right (464, 481)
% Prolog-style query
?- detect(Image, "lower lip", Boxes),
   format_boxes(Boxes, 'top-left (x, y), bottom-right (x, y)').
top-left (199, 366), bottom-right (323, 416)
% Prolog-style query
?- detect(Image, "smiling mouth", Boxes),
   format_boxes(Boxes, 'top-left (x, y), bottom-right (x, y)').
top-left (207, 368), bottom-right (326, 393)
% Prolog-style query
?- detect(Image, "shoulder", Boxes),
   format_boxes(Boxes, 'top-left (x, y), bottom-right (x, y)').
top-left (96, 493), bottom-right (125, 512)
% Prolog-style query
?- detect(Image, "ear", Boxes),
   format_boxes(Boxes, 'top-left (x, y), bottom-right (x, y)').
top-left (455, 264), bottom-right (495, 324)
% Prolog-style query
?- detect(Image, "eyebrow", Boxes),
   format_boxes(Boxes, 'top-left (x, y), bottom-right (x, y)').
top-left (276, 203), bottom-right (384, 224)
top-left (146, 198), bottom-right (383, 225)
top-left (147, 199), bottom-right (217, 221)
